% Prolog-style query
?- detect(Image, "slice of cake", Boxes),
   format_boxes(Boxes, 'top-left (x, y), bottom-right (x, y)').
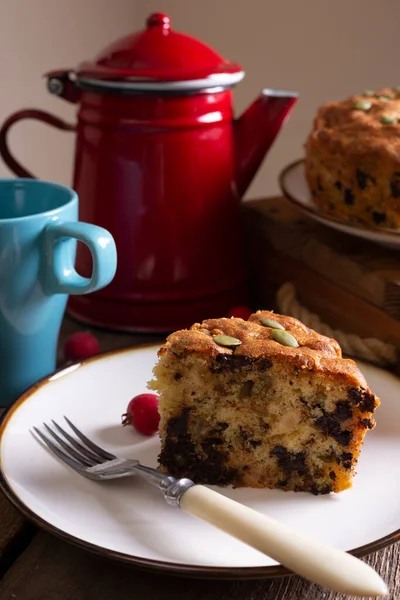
top-left (149, 311), bottom-right (380, 494)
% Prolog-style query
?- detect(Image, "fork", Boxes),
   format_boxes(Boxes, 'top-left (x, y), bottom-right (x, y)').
top-left (33, 417), bottom-right (386, 597)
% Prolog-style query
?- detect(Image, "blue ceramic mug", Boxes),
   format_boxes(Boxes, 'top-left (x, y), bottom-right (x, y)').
top-left (0, 179), bottom-right (117, 407)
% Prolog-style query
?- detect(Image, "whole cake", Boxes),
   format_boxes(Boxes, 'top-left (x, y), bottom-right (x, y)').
top-left (149, 311), bottom-right (379, 494)
top-left (305, 87), bottom-right (400, 228)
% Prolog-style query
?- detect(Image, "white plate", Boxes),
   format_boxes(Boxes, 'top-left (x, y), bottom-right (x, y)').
top-left (279, 159), bottom-right (400, 249)
top-left (1, 345), bottom-right (400, 579)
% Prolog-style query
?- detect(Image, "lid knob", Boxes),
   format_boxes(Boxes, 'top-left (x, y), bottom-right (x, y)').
top-left (146, 13), bottom-right (171, 30)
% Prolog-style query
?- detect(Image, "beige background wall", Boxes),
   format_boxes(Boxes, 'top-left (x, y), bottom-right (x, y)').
top-left (1, 0), bottom-right (400, 198)
top-left (0, 0), bottom-right (136, 185)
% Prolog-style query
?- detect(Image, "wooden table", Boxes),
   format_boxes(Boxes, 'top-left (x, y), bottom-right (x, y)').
top-left (1, 316), bottom-right (400, 600)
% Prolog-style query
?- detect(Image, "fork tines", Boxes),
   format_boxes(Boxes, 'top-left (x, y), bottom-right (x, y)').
top-left (32, 417), bottom-right (115, 472)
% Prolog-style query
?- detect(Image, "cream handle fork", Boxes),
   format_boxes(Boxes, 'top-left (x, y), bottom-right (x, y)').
top-left (33, 421), bottom-right (386, 596)
top-left (179, 485), bottom-right (387, 597)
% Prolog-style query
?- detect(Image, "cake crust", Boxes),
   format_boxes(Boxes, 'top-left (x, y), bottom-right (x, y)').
top-left (161, 311), bottom-right (366, 386)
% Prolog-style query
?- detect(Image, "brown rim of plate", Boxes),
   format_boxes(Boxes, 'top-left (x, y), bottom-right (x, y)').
top-left (1, 344), bottom-right (399, 580)
top-left (279, 158), bottom-right (400, 238)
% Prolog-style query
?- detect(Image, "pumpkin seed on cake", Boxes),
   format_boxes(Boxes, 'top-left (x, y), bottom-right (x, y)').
top-left (149, 311), bottom-right (379, 494)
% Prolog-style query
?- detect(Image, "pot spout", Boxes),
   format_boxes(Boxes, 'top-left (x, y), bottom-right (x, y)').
top-left (234, 89), bottom-right (298, 197)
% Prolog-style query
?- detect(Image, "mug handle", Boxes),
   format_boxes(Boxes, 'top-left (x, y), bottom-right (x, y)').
top-left (42, 222), bottom-right (117, 295)
top-left (0, 110), bottom-right (75, 178)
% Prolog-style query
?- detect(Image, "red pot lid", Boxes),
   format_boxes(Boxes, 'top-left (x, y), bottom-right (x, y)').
top-left (76, 13), bottom-right (243, 85)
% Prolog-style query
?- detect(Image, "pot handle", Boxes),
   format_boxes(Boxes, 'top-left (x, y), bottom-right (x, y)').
top-left (0, 109), bottom-right (75, 178)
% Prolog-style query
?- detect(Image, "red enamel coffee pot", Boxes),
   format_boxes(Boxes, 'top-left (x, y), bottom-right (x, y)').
top-left (0, 13), bottom-right (298, 332)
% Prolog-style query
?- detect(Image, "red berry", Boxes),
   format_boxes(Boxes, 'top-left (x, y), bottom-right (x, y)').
top-left (122, 393), bottom-right (160, 436)
top-left (63, 332), bottom-right (100, 361)
top-left (227, 305), bottom-right (252, 320)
